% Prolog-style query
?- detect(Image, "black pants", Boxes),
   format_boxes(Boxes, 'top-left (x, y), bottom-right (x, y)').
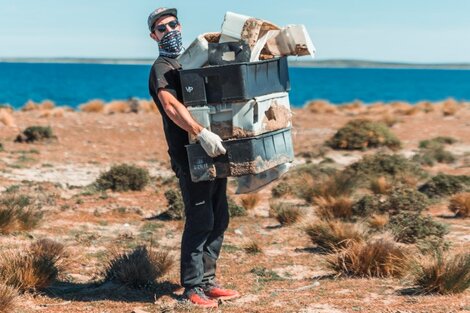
top-left (178, 172), bottom-right (229, 289)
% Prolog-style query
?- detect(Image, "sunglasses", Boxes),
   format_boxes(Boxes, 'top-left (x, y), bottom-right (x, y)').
top-left (154, 20), bottom-right (180, 33)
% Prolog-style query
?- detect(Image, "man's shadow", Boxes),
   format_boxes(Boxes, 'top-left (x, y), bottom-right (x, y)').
top-left (44, 280), bottom-right (181, 303)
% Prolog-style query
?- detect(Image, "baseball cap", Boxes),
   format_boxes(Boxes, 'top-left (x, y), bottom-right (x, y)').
top-left (148, 7), bottom-right (178, 31)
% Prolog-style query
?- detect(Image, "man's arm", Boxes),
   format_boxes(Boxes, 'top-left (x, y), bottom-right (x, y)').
top-left (157, 88), bottom-right (226, 157)
top-left (157, 89), bottom-right (203, 136)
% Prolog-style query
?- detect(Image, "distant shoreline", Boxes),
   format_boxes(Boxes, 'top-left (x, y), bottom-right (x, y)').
top-left (1, 58), bottom-right (470, 70)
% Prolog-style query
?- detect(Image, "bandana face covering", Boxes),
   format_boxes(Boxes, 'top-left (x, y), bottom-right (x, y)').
top-left (158, 30), bottom-right (183, 58)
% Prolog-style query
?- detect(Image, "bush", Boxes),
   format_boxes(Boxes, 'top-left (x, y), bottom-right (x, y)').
top-left (271, 181), bottom-right (291, 198)
top-left (95, 164), bottom-right (150, 192)
top-left (305, 220), bottom-right (367, 252)
top-left (270, 202), bottom-right (302, 226)
top-left (0, 195), bottom-right (42, 234)
top-left (327, 238), bottom-right (408, 278)
top-left (0, 284), bottom-right (16, 313)
top-left (448, 192), bottom-right (470, 218)
top-left (103, 246), bottom-right (173, 289)
top-left (0, 239), bottom-right (65, 291)
top-left (0, 143), bottom-right (3, 152)
top-left (419, 137), bottom-right (457, 149)
top-left (327, 119), bottom-right (401, 150)
top-left (157, 190), bottom-right (184, 220)
top-left (314, 196), bottom-right (354, 220)
top-left (14, 126), bottom-right (55, 143)
top-left (411, 251), bottom-right (470, 294)
top-left (419, 174), bottom-right (470, 198)
top-left (228, 198), bottom-right (247, 217)
top-left (343, 153), bottom-right (427, 188)
top-left (352, 186), bottom-right (428, 217)
top-left (388, 212), bottom-right (448, 244)
top-left (241, 194), bottom-right (260, 210)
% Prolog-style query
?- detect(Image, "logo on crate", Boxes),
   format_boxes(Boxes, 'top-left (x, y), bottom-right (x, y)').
top-left (185, 86), bottom-right (194, 93)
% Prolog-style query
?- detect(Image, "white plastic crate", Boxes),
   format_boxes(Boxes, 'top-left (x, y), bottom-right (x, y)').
top-left (188, 92), bottom-right (291, 143)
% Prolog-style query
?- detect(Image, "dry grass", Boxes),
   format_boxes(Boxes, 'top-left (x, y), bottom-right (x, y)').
top-left (241, 193), bottom-right (261, 211)
top-left (270, 202), bottom-right (303, 226)
top-left (306, 100), bottom-right (338, 114)
top-left (138, 100), bottom-right (158, 113)
top-left (104, 100), bottom-right (131, 114)
top-left (442, 98), bottom-right (460, 116)
top-left (370, 176), bottom-right (392, 194)
top-left (448, 192), bottom-right (470, 218)
top-left (411, 251), bottom-right (470, 294)
top-left (416, 101), bottom-right (434, 113)
top-left (380, 114), bottom-right (401, 127)
top-left (0, 239), bottom-right (66, 291)
top-left (0, 195), bottom-right (42, 234)
top-left (305, 220), bottom-right (367, 252)
top-left (327, 238), bottom-right (408, 278)
top-left (103, 246), bottom-right (174, 288)
top-left (38, 100), bottom-right (55, 110)
top-left (39, 108), bottom-right (65, 118)
top-left (390, 101), bottom-right (413, 114)
top-left (314, 196), bottom-right (354, 220)
top-left (244, 240), bottom-right (263, 255)
top-left (21, 100), bottom-right (38, 111)
top-left (368, 213), bottom-right (389, 231)
top-left (80, 99), bottom-right (105, 113)
top-left (0, 284), bottom-right (17, 313)
top-left (0, 109), bottom-right (16, 127)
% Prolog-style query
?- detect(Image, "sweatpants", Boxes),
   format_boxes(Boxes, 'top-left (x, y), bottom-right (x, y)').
top-left (178, 172), bottom-right (229, 289)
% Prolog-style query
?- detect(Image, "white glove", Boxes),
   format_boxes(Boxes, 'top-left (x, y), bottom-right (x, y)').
top-left (197, 128), bottom-right (227, 157)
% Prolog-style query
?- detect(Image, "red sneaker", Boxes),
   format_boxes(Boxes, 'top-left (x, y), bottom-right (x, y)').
top-left (204, 285), bottom-right (240, 300)
top-left (184, 287), bottom-right (218, 308)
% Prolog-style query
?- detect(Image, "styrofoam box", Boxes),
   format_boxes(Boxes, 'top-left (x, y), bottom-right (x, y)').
top-left (188, 92), bottom-right (291, 143)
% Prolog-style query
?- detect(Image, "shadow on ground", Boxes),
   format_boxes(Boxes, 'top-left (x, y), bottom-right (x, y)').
top-left (45, 280), bottom-right (181, 303)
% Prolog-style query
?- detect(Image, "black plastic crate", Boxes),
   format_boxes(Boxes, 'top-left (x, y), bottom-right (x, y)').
top-left (179, 57), bottom-right (290, 106)
top-left (186, 128), bottom-right (294, 182)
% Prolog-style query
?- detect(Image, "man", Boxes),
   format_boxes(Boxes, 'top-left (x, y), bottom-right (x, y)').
top-left (147, 7), bottom-right (240, 309)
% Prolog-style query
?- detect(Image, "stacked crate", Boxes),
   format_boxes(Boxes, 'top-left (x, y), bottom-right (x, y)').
top-left (179, 56), bottom-right (294, 183)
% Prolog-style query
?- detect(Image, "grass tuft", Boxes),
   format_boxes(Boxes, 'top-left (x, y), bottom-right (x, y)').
top-left (448, 192), bottom-right (470, 218)
top-left (270, 202), bottom-right (303, 226)
top-left (314, 196), bottom-right (354, 220)
top-left (244, 240), bottom-right (263, 255)
top-left (305, 220), bottom-right (367, 252)
top-left (0, 284), bottom-right (17, 313)
top-left (241, 193), bottom-right (261, 211)
top-left (327, 238), bottom-right (408, 278)
top-left (411, 251), bottom-right (470, 294)
top-left (103, 246), bottom-right (173, 289)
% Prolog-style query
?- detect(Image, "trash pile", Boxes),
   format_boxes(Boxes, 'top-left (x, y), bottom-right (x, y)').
top-left (179, 12), bottom-right (316, 193)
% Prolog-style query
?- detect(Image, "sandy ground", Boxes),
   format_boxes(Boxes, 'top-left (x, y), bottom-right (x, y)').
top-left (0, 105), bottom-right (469, 313)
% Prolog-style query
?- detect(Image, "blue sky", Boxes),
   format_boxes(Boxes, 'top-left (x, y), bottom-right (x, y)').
top-left (1, 0), bottom-right (469, 63)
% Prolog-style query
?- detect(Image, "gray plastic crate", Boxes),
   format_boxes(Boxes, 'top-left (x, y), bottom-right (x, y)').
top-left (186, 128), bottom-right (294, 182)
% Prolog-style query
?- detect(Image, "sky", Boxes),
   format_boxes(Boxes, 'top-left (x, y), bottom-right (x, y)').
top-left (1, 0), bottom-right (470, 63)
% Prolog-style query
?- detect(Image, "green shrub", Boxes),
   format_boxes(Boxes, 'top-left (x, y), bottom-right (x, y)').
top-left (271, 181), bottom-right (291, 198)
top-left (419, 174), bottom-right (470, 198)
top-left (327, 119), bottom-right (401, 150)
top-left (342, 153), bottom-right (427, 188)
top-left (95, 164), bottom-right (149, 191)
top-left (388, 212), bottom-right (448, 244)
top-left (419, 137), bottom-right (457, 149)
top-left (228, 198), bottom-right (247, 217)
top-left (157, 189), bottom-right (185, 220)
top-left (14, 126), bottom-right (55, 143)
top-left (352, 186), bottom-right (429, 217)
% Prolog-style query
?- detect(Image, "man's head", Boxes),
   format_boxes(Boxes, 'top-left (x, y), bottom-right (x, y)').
top-left (148, 7), bottom-right (181, 42)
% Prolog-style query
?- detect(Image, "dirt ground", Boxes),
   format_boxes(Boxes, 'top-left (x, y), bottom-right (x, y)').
top-left (0, 104), bottom-right (469, 313)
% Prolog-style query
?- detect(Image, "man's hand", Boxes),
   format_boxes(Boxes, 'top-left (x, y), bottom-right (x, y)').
top-left (197, 128), bottom-right (226, 157)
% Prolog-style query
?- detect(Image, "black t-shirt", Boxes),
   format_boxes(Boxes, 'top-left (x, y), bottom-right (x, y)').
top-left (148, 56), bottom-right (190, 175)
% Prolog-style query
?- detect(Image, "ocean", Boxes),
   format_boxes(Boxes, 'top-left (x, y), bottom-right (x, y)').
top-left (1, 62), bottom-right (470, 109)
